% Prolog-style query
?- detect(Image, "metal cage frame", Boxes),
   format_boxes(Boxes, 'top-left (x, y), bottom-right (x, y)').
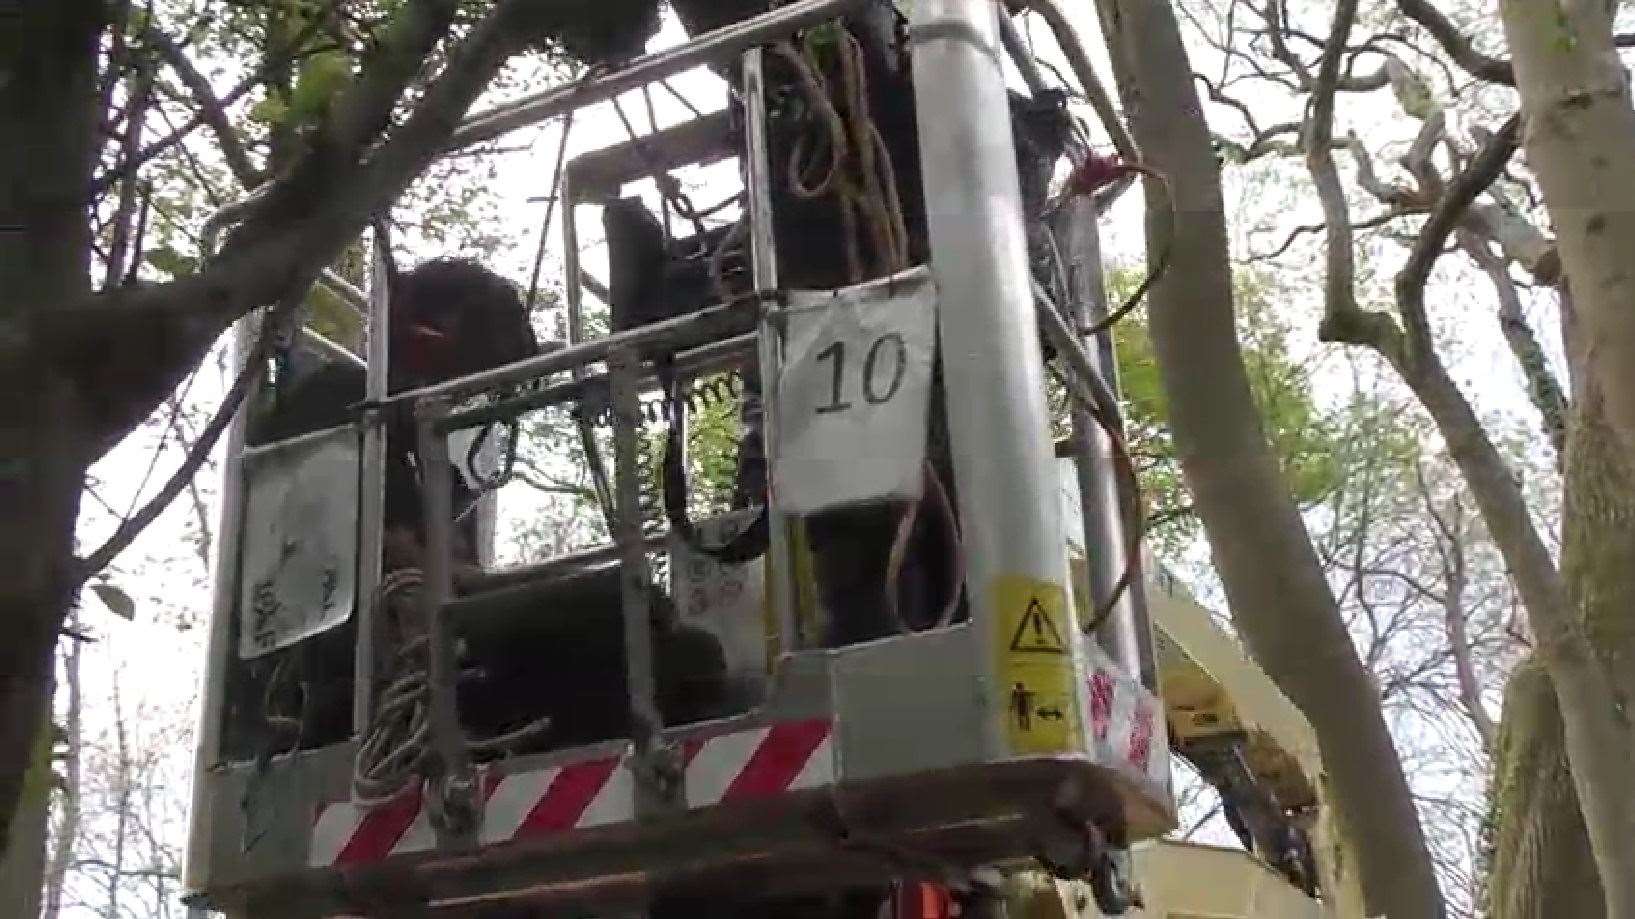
top-left (183, 2), bottom-right (1170, 915)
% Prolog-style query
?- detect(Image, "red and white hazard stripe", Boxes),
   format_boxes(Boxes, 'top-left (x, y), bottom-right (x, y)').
top-left (680, 718), bottom-right (834, 809)
top-left (309, 720), bottom-right (836, 867)
top-left (309, 753), bottom-right (631, 868)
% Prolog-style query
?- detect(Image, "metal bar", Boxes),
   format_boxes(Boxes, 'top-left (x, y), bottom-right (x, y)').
top-left (297, 326), bottom-right (364, 369)
top-left (563, 171), bottom-right (586, 350)
top-left (352, 230), bottom-right (391, 737)
top-left (910, 0), bottom-right (1074, 757)
top-left (238, 422), bottom-right (355, 463)
top-left (562, 169), bottom-right (619, 534)
top-left (449, 0), bottom-right (869, 150)
top-left (454, 533), bottom-right (666, 596)
top-left (1033, 279), bottom-right (1118, 422)
top-left (319, 268), bottom-right (368, 316)
top-left (435, 330), bottom-right (759, 433)
top-left (415, 398), bottom-right (477, 845)
top-left (608, 346), bottom-right (669, 814)
top-left (1050, 199), bottom-right (1148, 683)
top-left (182, 318), bottom-right (254, 893)
top-left (566, 110), bottom-right (734, 201)
top-left (743, 47), bottom-right (799, 656)
top-left (379, 296), bottom-right (761, 410)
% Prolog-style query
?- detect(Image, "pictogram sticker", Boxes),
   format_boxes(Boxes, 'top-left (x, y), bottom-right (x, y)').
top-left (1008, 596), bottom-right (1067, 654)
top-left (993, 575), bottom-right (1083, 755)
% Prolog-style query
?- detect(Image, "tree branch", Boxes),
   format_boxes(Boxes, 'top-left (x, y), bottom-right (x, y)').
top-left (1395, 0), bottom-right (1514, 85)
top-left (1249, 208), bottom-right (1405, 262)
top-left (103, 61), bottom-right (152, 290)
top-left (73, 301), bottom-right (287, 582)
top-left (51, 0), bottom-right (544, 459)
top-left (142, 24), bottom-right (263, 189)
top-left (1395, 114), bottom-right (1522, 357)
top-left (1304, 0), bottom-right (1405, 349)
top-left (1458, 228), bottom-right (1569, 462)
top-left (1347, 132), bottom-right (1416, 206)
top-left (317, 0), bottom-right (461, 164)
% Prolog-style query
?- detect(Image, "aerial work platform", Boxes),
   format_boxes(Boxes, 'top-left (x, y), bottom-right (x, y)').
top-left (183, 2), bottom-right (1201, 916)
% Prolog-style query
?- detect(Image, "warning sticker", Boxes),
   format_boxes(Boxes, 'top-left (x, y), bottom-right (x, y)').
top-left (994, 575), bottom-right (1083, 755)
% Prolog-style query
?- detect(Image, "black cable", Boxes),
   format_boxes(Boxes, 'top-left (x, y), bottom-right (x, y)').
top-left (657, 362), bottom-right (769, 564)
top-left (463, 417), bottom-right (521, 493)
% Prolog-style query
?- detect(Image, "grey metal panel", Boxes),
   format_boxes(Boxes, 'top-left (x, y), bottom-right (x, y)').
top-left (755, 648), bottom-right (836, 722)
top-left (831, 625), bottom-right (986, 783)
top-left (200, 743), bottom-right (355, 892)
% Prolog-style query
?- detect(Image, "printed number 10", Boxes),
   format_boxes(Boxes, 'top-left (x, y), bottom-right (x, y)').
top-left (814, 332), bottom-right (908, 414)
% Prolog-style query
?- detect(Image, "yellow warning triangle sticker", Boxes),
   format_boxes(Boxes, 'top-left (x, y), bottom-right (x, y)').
top-left (1008, 596), bottom-right (1067, 654)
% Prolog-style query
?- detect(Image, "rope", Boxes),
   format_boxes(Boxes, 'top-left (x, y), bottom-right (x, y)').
top-left (352, 568), bottom-right (552, 806)
top-left (882, 461), bottom-right (966, 633)
top-left (774, 27), bottom-right (910, 284)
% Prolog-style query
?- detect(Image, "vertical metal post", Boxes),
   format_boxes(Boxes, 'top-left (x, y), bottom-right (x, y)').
top-left (183, 318), bottom-right (254, 892)
top-left (562, 172), bottom-right (619, 533)
top-left (743, 46), bottom-right (799, 654)
top-left (909, 0), bottom-right (1074, 754)
top-left (353, 229), bottom-right (391, 735)
top-left (608, 346), bottom-right (670, 813)
top-left (563, 173), bottom-right (586, 349)
top-left (415, 398), bottom-right (477, 844)
top-left (1053, 199), bottom-right (1154, 687)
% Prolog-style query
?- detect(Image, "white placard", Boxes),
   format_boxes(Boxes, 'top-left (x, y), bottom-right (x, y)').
top-left (238, 425), bottom-right (359, 658)
top-left (669, 509), bottom-right (768, 676)
top-left (449, 423), bottom-right (503, 493)
top-left (774, 268), bottom-right (938, 515)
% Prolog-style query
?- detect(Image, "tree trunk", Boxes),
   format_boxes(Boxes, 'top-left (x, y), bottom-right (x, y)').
top-left (1088, 1), bottom-right (1443, 915)
top-left (41, 616), bottom-right (81, 919)
top-left (0, 0), bottom-right (105, 856)
top-left (1498, 4), bottom-right (1635, 912)
top-left (1500, 0), bottom-right (1635, 461)
top-left (0, 721), bottom-right (54, 916)
top-left (1486, 656), bottom-right (1604, 919)
top-left (1549, 398), bottom-right (1635, 915)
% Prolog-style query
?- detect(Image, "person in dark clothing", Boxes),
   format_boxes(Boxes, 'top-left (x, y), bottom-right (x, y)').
top-left (248, 258), bottom-right (540, 570)
top-left (231, 260), bottom-right (538, 757)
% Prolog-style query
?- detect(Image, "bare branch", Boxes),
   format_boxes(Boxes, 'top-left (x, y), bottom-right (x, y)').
top-left (1304, 0), bottom-right (1402, 348)
top-left (1194, 71), bottom-right (1261, 138)
top-left (73, 299), bottom-right (287, 582)
top-left (1395, 0), bottom-right (1514, 85)
top-left (1347, 132), bottom-right (1416, 206)
top-left (1400, 108), bottom-right (1447, 197)
top-left (142, 24), bottom-right (264, 188)
top-left (1395, 114), bottom-right (1522, 356)
top-left (88, 67), bottom-right (263, 198)
top-left (163, 395), bottom-right (217, 571)
top-left (1249, 208), bottom-right (1405, 262)
top-left (103, 61), bottom-right (153, 290)
top-left (1458, 228), bottom-right (1569, 461)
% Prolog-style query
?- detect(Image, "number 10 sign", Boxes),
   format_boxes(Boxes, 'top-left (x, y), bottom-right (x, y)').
top-left (774, 268), bottom-right (937, 515)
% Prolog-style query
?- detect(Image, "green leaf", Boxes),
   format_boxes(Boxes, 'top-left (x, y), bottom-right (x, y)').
top-left (145, 245), bottom-right (198, 279)
top-left (249, 95), bottom-right (290, 127)
top-left (90, 582), bottom-right (136, 621)
top-left (289, 50), bottom-right (353, 127)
